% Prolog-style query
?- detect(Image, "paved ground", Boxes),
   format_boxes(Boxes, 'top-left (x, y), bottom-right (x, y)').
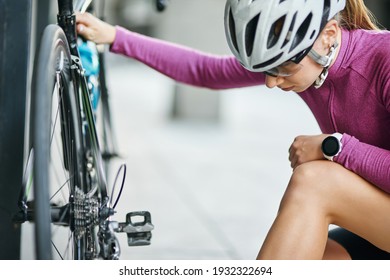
top-left (21, 52), bottom-right (321, 260)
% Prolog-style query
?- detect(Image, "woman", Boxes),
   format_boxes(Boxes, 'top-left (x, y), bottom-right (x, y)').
top-left (76, 0), bottom-right (390, 259)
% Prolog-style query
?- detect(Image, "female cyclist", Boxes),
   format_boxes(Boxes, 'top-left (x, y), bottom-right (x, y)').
top-left (76, 0), bottom-right (390, 259)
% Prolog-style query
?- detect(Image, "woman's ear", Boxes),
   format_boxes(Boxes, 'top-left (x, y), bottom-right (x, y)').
top-left (320, 19), bottom-right (339, 49)
top-left (312, 19), bottom-right (339, 55)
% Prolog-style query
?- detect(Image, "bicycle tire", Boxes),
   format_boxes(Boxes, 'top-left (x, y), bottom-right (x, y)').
top-left (31, 24), bottom-right (85, 259)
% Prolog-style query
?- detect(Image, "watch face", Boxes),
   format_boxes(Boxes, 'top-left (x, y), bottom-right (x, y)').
top-left (322, 136), bottom-right (340, 156)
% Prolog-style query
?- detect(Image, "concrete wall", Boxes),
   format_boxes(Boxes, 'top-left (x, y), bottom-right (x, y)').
top-left (0, 0), bottom-right (32, 259)
top-left (154, 0), bottom-right (229, 121)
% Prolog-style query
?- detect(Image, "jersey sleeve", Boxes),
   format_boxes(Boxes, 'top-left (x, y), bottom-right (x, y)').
top-left (110, 26), bottom-right (266, 89)
top-left (335, 134), bottom-right (390, 194)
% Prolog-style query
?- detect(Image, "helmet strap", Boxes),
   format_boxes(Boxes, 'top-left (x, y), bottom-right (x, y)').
top-left (308, 42), bottom-right (339, 88)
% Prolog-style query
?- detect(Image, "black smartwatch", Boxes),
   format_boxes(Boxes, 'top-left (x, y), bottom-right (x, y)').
top-left (321, 133), bottom-right (342, 161)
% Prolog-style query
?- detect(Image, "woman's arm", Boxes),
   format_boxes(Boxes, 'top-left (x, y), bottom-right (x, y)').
top-left (76, 12), bottom-right (265, 89)
top-left (335, 134), bottom-right (390, 194)
top-left (110, 26), bottom-right (266, 90)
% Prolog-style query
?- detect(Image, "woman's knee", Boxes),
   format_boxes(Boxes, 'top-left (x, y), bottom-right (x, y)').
top-left (280, 161), bottom-right (342, 211)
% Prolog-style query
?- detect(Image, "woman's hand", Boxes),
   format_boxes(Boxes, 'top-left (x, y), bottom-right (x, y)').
top-left (288, 134), bottom-right (329, 169)
top-left (75, 12), bottom-right (116, 45)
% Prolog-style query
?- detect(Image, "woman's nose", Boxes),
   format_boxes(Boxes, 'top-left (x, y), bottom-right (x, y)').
top-left (265, 75), bottom-right (284, 88)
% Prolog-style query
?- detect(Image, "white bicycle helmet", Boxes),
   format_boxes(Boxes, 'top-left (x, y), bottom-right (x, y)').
top-left (224, 0), bottom-right (346, 73)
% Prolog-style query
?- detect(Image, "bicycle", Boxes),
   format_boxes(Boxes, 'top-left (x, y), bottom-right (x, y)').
top-left (13, 0), bottom-right (166, 260)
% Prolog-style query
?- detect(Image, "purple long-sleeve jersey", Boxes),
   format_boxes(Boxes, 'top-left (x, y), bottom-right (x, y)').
top-left (111, 26), bottom-right (390, 194)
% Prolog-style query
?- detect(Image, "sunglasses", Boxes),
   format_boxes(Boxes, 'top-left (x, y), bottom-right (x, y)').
top-left (263, 47), bottom-right (311, 77)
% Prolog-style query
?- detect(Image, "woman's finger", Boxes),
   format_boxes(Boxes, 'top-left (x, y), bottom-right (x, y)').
top-left (76, 24), bottom-right (89, 38)
top-left (76, 23), bottom-right (85, 32)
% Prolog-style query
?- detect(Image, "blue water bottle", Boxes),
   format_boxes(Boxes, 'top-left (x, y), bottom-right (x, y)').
top-left (78, 38), bottom-right (100, 111)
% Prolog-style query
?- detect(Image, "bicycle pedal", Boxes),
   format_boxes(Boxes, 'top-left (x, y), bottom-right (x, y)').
top-left (116, 211), bottom-right (154, 246)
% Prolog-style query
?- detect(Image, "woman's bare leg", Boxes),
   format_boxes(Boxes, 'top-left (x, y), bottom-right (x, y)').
top-left (256, 161), bottom-right (390, 260)
top-left (322, 238), bottom-right (351, 260)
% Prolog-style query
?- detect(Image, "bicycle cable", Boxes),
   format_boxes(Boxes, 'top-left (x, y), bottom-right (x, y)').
top-left (110, 164), bottom-right (127, 209)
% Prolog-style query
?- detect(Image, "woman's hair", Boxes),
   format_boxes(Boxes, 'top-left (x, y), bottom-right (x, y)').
top-left (339, 0), bottom-right (380, 30)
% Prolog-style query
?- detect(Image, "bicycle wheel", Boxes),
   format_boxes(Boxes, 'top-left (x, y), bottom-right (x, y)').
top-left (31, 24), bottom-right (85, 260)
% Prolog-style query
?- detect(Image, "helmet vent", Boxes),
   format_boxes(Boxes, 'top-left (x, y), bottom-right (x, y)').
top-left (282, 12), bottom-right (297, 48)
top-left (289, 12), bottom-right (312, 52)
top-left (245, 14), bottom-right (260, 56)
top-left (253, 52), bottom-right (283, 70)
top-left (321, 0), bottom-right (331, 30)
top-left (268, 15), bottom-right (286, 49)
top-left (228, 9), bottom-right (239, 54)
top-left (310, 30), bottom-right (316, 39)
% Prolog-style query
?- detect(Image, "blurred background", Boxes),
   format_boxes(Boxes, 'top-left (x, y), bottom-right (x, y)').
top-left (1, 0), bottom-right (389, 260)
